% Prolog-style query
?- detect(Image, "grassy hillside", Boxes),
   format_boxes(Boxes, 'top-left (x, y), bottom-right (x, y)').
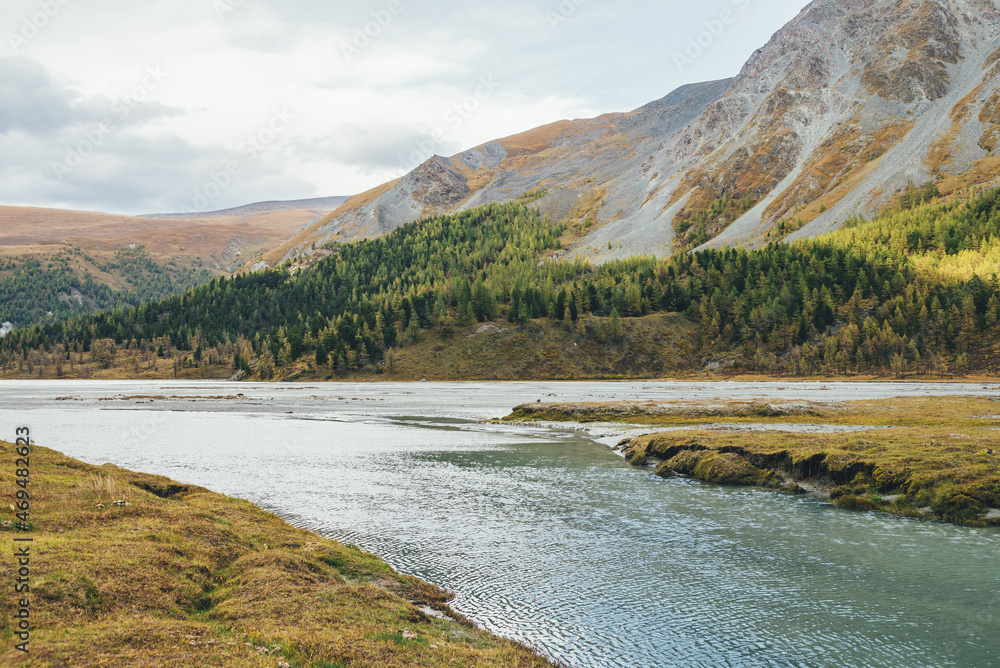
top-left (2, 190), bottom-right (1000, 381)
top-left (0, 204), bottom-right (323, 272)
top-left (0, 442), bottom-right (555, 667)
top-left (0, 202), bottom-right (335, 332)
top-left (0, 246), bottom-right (214, 329)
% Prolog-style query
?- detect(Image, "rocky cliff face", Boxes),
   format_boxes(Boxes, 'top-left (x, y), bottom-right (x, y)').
top-left (698, 0), bottom-right (1000, 248)
top-left (268, 0), bottom-right (1000, 267)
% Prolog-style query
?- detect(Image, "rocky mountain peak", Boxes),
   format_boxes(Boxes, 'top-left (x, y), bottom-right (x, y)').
top-left (264, 0), bottom-right (1000, 268)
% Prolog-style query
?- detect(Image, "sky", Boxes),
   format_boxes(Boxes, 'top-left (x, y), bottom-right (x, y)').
top-left (0, 0), bottom-right (808, 215)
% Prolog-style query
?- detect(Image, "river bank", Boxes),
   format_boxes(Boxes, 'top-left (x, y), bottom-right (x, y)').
top-left (0, 442), bottom-right (556, 668)
top-left (504, 396), bottom-right (1000, 526)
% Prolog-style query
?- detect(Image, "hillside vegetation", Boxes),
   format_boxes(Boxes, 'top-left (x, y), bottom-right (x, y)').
top-left (0, 201), bottom-right (338, 332)
top-left (0, 246), bottom-right (214, 329)
top-left (2, 190), bottom-right (1000, 380)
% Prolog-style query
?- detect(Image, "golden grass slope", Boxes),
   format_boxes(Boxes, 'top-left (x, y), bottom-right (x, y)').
top-left (0, 205), bottom-right (326, 273)
top-left (260, 180), bottom-right (402, 269)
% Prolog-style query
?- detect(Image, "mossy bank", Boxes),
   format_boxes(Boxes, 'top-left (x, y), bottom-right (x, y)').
top-left (0, 443), bottom-right (557, 668)
top-left (505, 396), bottom-right (1000, 527)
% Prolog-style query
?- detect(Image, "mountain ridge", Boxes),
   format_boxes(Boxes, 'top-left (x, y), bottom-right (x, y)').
top-left (141, 195), bottom-right (349, 219)
top-left (260, 0), bottom-right (1000, 269)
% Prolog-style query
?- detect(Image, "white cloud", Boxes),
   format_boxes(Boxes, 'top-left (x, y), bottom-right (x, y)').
top-left (289, 124), bottom-right (462, 173)
top-left (0, 0), bottom-right (808, 214)
top-left (0, 57), bottom-right (100, 134)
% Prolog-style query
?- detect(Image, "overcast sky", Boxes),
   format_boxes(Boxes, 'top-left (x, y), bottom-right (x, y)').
top-left (0, 0), bottom-right (808, 215)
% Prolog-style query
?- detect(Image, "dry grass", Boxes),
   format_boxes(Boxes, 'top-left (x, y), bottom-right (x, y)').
top-left (630, 426), bottom-right (1000, 524)
top-left (85, 474), bottom-right (134, 502)
top-left (494, 120), bottom-right (580, 156)
top-left (262, 180), bottom-right (404, 268)
top-left (507, 396), bottom-right (1000, 428)
top-left (0, 204), bottom-right (322, 270)
top-left (766, 119), bottom-right (915, 227)
top-left (0, 444), bottom-right (557, 668)
top-left (372, 314), bottom-right (697, 382)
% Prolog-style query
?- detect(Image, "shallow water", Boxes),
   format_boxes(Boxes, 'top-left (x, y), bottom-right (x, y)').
top-left (2, 380), bottom-right (998, 668)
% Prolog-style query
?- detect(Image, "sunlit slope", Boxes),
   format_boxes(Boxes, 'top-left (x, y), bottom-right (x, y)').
top-left (0, 204), bottom-right (329, 272)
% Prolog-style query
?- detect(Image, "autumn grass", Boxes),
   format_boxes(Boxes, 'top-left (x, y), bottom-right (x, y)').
top-left (378, 314), bottom-right (696, 381)
top-left (504, 396), bottom-right (1000, 526)
top-left (506, 396), bottom-right (1000, 428)
top-left (0, 444), bottom-right (557, 668)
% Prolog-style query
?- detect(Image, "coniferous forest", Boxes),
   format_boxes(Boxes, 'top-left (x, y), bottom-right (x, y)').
top-left (3, 189), bottom-right (1000, 380)
top-left (0, 246), bottom-right (215, 328)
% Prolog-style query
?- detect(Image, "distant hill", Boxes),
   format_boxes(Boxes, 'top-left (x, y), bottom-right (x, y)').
top-left (142, 196), bottom-right (350, 219)
top-left (0, 204), bottom-right (331, 273)
top-left (0, 202), bottom-right (338, 329)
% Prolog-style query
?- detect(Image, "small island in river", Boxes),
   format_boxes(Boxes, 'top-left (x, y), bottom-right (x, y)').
top-left (503, 395), bottom-right (1000, 527)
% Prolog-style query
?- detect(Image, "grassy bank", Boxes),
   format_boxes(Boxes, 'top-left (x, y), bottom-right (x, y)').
top-left (0, 443), bottom-right (556, 667)
top-left (504, 396), bottom-right (1000, 526)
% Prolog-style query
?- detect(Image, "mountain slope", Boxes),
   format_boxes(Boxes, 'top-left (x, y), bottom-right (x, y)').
top-left (264, 0), bottom-right (1000, 268)
top-left (703, 0), bottom-right (1000, 247)
top-left (0, 204), bottom-right (326, 273)
top-left (263, 79), bottom-right (733, 267)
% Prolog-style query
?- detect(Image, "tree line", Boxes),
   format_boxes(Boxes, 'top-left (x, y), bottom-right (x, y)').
top-left (3, 190), bottom-right (999, 378)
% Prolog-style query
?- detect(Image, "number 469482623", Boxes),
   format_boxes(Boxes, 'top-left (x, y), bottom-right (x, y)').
top-left (14, 427), bottom-right (31, 528)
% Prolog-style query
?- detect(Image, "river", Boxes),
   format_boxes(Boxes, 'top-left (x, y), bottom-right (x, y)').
top-left (1, 380), bottom-right (998, 667)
